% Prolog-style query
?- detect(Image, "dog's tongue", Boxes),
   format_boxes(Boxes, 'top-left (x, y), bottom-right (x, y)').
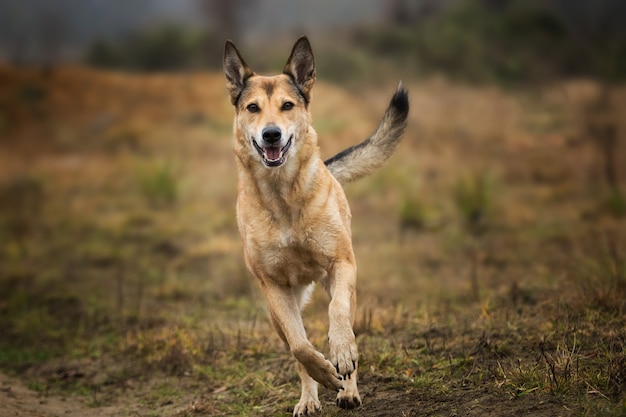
top-left (264, 146), bottom-right (281, 161)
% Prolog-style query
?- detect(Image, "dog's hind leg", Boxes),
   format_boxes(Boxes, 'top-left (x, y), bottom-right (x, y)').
top-left (327, 260), bottom-right (362, 409)
top-left (295, 283), bottom-right (315, 310)
top-left (261, 280), bottom-right (343, 392)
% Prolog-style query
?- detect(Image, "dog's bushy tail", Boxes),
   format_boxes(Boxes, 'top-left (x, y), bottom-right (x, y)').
top-left (324, 83), bottom-right (409, 185)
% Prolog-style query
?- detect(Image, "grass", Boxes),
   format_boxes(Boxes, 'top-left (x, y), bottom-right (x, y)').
top-left (136, 159), bottom-right (182, 207)
top-left (0, 67), bottom-right (625, 416)
top-left (452, 171), bottom-right (496, 235)
top-left (607, 191), bottom-right (626, 218)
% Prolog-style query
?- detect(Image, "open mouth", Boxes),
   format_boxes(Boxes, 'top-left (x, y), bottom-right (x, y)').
top-left (252, 136), bottom-right (293, 167)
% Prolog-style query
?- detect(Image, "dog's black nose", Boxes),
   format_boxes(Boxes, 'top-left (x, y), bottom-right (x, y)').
top-left (262, 127), bottom-right (282, 144)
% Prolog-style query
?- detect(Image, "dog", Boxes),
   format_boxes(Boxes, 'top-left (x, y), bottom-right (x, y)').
top-left (223, 36), bottom-right (408, 416)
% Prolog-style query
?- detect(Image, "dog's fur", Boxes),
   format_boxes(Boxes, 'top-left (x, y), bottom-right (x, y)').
top-left (223, 36), bottom-right (408, 416)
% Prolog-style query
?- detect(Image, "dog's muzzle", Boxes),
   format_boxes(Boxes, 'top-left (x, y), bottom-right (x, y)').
top-left (252, 127), bottom-right (292, 168)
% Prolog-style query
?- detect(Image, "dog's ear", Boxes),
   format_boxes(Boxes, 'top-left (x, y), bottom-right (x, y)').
top-left (283, 36), bottom-right (316, 102)
top-left (224, 40), bottom-right (254, 105)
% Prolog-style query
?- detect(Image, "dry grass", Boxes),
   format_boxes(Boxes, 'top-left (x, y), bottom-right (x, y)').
top-left (0, 66), bottom-right (625, 416)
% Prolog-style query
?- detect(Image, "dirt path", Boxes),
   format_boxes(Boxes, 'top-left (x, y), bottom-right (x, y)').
top-left (0, 372), bottom-right (197, 417)
top-left (1, 370), bottom-right (572, 417)
top-left (0, 372), bottom-right (99, 417)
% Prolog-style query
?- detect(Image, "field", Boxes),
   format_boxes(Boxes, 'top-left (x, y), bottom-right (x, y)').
top-left (0, 66), bottom-right (625, 416)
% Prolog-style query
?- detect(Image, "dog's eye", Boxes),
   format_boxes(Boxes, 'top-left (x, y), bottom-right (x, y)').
top-left (246, 103), bottom-right (260, 113)
top-left (282, 102), bottom-right (294, 111)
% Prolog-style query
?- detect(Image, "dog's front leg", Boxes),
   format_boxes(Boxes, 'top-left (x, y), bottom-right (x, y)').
top-left (293, 362), bottom-right (320, 416)
top-left (328, 260), bottom-right (362, 409)
top-left (260, 280), bottom-right (343, 393)
top-left (268, 307), bottom-right (321, 416)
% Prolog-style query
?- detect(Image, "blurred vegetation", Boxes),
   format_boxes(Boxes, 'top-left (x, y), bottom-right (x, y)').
top-left (351, 0), bottom-right (626, 85)
top-left (0, 174), bottom-right (45, 253)
top-left (452, 171), bottom-right (495, 235)
top-left (85, 25), bottom-right (222, 71)
top-left (136, 159), bottom-right (181, 208)
top-left (82, 0), bottom-right (626, 85)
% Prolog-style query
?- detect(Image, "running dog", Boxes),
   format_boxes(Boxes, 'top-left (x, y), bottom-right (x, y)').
top-left (223, 36), bottom-right (408, 416)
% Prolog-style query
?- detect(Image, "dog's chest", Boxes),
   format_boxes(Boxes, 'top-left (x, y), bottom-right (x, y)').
top-left (240, 208), bottom-right (334, 286)
top-left (237, 168), bottom-right (350, 287)
top-left (262, 221), bottom-right (331, 286)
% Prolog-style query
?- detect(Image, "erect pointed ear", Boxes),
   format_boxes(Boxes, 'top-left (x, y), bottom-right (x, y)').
top-left (282, 36), bottom-right (316, 103)
top-left (223, 40), bottom-right (254, 105)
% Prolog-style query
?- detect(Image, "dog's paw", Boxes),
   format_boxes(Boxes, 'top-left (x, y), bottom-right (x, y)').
top-left (329, 338), bottom-right (358, 377)
top-left (293, 346), bottom-right (343, 391)
top-left (310, 358), bottom-right (343, 391)
top-left (293, 398), bottom-right (321, 416)
top-left (335, 364), bottom-right (361, 410)
top-left (337, 390), bottom-right (361, 410)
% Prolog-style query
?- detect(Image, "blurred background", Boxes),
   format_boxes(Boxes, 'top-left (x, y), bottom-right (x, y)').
top-left (0, 0), bottom-right (625, 83)
top-left (0, 1), bottom-right (625, 416)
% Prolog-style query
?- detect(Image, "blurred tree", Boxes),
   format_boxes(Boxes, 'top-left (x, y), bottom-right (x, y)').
top-left (385, 0), bottom-right (448, 26)
top-left (85, 39), bottom-right (120, 68)
top-left (38, 7), bottom-right (68, 70)
top-left (415, 0), bottom-right (445, 21)
top-left (557, 0), bottom-right (626, 215)
top-left (85, 25), bottom-right (222, 71)
top-left (356, 0), bottom-right (626, 84)
top-left (553, 0), bottom-right (626, 81)
top-left (196, 0), bottom-right (257, 40)
top-left (386, 0), bottom-right (412, 26)
top-left (481, 0), bottom-right (512, 10)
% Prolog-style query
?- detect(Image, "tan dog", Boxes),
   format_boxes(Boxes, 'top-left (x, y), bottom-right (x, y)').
top-left (223, 36), bottom-right (408, 416)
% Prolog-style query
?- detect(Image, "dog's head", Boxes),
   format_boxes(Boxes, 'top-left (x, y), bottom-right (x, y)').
top-left (224, 37), bottom-right (316, 169)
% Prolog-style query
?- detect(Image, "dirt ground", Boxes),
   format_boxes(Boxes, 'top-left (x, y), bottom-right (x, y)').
top-left (1, 372), bottom-right (110, 417)
top-left (0, 370), bottom-right (572, 417)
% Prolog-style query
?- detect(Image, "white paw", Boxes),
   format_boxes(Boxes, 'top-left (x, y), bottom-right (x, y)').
top-left (293, 399), bottom-right (321, 416)
top-left (292, 346), bottom-right (342, 391)
top-left (337, 388), bottom-right (362, 410)
top-left (336, 371), bottom-right (361, 410)
top-left (329, 337), bottom-right (358, 377)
